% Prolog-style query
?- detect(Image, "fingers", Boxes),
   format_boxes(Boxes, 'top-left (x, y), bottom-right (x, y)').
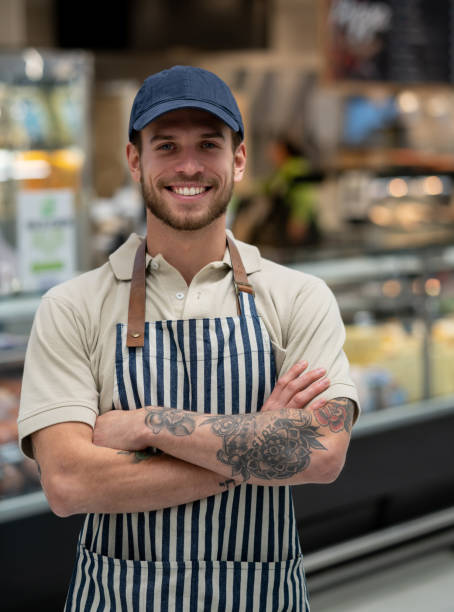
top-left (274, 360), bottom-right (309, 390)
top-left (286, 377), bottom-right (330, 411)
top-left (261, 361), bottom-right (308, 411)
top-left (305, 396), bottom-right (329, 412)
top-left (275, 361), bottom-right (327, 406)
top-left (261, 360), bottom-right (330, 411)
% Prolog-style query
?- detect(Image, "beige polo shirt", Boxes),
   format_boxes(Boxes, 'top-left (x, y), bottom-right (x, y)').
top-left (18, 232), bottom-right (359, 458)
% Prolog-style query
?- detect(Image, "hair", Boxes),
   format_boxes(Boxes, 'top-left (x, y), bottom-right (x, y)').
top-left (129, 127), bottom-right (243, 155)
top-left (231, 130), bottom-right (243, 153)
top-left (130, 129), bottom-right (142, 154)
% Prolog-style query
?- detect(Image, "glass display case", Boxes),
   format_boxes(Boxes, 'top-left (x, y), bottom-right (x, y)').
top-left (1, 242), bottom-right (454, 508)
top-left (0, 49), bottom-right (92, 511)
top-left (296, 244), bottom-right (454, 413)
top-left (0, 49), bottom-right (92, 295)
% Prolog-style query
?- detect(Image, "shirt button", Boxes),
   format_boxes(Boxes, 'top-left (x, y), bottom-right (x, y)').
top-left (151, 261), bottom-right (159, 270)
top-left (176, 292), bottom-right (185, 300)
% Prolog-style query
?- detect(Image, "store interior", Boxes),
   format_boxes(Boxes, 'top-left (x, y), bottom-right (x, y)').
top-left (1, 1), bottom-right (454, 610)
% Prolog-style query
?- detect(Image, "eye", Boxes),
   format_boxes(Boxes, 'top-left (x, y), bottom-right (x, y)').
top-left (201, 141), bottom-right (218, 150)
top-left (156, 142), bottom-right (174, 151)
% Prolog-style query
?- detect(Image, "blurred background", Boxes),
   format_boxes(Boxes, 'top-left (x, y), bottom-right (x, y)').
top-left (1, 1), bottom-right (454, 610)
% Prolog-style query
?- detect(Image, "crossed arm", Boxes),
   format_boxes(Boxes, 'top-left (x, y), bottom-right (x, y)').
top-left (31, 361), bottom-right (356, 517)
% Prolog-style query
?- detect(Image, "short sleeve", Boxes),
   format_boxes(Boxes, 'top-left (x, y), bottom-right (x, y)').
top-left (18, 296), bottom-right (99, 458)
top-left (281, 278), bottom-right (360, 418)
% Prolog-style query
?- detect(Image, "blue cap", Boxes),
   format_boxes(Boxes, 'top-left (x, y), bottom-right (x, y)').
top-left (128, 65), bottom-right (244, 141)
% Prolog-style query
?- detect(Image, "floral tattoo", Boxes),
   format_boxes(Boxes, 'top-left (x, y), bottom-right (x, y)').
top-left (313, 398), bottom-right (355, 433)
top-left (202, 412), bottom-right (326, 481)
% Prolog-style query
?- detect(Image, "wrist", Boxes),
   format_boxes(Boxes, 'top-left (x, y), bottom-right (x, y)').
top-left (135, 407), bottom-right (156, 448)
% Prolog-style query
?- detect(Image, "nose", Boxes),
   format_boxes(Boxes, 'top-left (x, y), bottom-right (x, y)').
top-left (174, 150), bottom-right (204, 176)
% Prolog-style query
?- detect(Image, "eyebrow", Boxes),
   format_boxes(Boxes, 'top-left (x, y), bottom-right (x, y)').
top-left (149, 130), bottom-right (225, 143)
top-left (149, 134), bottom-right (173, 144)
top-left (200, 131), bottom-right (225, 140)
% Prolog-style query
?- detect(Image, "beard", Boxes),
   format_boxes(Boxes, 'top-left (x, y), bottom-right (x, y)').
top-left (141, 169), bottom-right (234, 231)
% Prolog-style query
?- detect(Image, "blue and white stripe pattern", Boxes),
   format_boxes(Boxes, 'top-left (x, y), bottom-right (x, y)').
top-left (65, 292), bottom-right (309, 611)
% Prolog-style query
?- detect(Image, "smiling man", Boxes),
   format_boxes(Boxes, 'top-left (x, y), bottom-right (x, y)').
top-left (18, 66), bottom-right (359, 611)
top-left (134, 110), bottom-right (239, 232)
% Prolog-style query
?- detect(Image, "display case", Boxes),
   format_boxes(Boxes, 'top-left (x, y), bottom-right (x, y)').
top-left (0, 49), bottom-right (92, 509)
top-left (1, 242), bottom-right (453, 502)
top-left (289, 243), bottom-right (454, 576)
top-left (297, 243), bottom-right (454, 413)
top-left (2, 235), bottom-right (454, 610)
top-left (0, 49), bottom-right (92, 294)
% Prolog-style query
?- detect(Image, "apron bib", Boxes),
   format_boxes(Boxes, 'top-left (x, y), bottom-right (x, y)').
top-left (65, 237), bottom-right (309, 611)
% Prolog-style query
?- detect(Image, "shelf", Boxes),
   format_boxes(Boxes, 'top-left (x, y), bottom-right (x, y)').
top-left (328, 148), bottom-right (454, 172)
top-left (0, 490), bottom-right (49, 524)
top-left (0, 348), bottom-right (27, 369)
top-left (0, 294), bottom-right (41, 323)
top-left (290, 245), bottom-right (454, 285)
top-left (352, 394), bottom-right (454, 439)
top-left (305, 504), bottom-right (454, 574)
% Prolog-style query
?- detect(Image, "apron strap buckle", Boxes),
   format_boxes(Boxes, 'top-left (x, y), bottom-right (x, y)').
top-left (235, 281), bottom-right (255, 297)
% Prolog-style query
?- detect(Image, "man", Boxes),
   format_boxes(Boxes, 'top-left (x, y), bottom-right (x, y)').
top-left (18, 66), bottom-right (359, 611)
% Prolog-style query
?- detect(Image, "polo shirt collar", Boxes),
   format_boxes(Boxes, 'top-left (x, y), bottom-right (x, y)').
top-left (109, 230), bottom-right (262, 281)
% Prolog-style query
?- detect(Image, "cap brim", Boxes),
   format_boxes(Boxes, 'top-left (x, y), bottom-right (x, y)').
top-left (132, 99), bottom-right (242, 138)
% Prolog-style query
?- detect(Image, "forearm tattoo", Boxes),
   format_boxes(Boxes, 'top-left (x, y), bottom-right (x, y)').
top-left (143, 398), bottom-right (354, 482)
top-left (202, 412), bottom-right (326, 481)
top-left (117, 448), bottom-right (159, 462)
top-left (144, 407), bottom-right (196, 436)
top-left (313, 398), bottom-right (355, 433)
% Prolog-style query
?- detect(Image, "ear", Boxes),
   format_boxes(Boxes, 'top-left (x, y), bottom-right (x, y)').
top-left (233, 142), bottom-right (246, 183)
top-left (126, 142), bottom-right (141, 183)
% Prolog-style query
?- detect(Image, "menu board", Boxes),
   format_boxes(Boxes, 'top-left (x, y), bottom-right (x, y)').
top-left (324, 0), bottom-right (454, 83)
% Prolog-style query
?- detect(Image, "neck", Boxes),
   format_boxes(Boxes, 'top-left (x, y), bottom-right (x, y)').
top-left (146, 212), bottom-right (227, 285)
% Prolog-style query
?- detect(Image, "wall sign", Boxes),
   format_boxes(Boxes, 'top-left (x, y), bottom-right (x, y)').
top-left (17, 189), bottom-right (76, 291)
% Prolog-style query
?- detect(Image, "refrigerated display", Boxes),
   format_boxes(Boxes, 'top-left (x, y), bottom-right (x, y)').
top-left (0, 49), bottom-right (92, 508)
top-left (0, 49), bottom-right (92, 295)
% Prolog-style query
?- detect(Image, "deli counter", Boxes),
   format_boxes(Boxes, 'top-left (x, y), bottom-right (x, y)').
top-left (1, 241), bottom-right (454, 608)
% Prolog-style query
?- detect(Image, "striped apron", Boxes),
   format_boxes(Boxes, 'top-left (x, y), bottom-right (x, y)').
top-left (64, 237), bottom-right (309, 611)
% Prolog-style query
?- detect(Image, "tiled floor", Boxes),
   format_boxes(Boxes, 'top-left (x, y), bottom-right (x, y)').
top-left (308, 548), bottom-right (454, 612)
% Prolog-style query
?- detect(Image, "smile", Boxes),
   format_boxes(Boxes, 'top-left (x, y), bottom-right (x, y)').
top-left (167, 185), bottom-right (212, 196)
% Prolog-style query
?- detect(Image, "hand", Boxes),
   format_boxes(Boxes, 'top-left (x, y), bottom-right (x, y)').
top-left (261, 360), bottom-right (329, 412)
top-left (93, 408), bottom-right (146, 451)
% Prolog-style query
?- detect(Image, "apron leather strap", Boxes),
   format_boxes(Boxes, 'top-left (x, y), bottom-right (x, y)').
top-left (126, 235), bottom-right (253, 347)
top-left (126, 238), bottom-right (147, 347)
top-left (226, 234), bottom-right (255, 316)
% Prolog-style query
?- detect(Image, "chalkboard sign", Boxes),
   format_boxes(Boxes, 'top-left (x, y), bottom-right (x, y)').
top-left (324, 0), bottom-right (454, 83)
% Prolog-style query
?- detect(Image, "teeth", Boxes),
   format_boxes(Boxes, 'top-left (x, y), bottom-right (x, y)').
top-left (173, 186), bottom-right (206, 196)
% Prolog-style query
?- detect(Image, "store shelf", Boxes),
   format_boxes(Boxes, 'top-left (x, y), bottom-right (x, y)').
top-left (0, 294), bottom-right (41, 323)
top-left (305, 509), bottom-right (454, 602)
top-left (305, 505), bottom-right (454, 575)
top-left (352, 394), bottom-right (454, 438)
top-left (328, 148), bottom-right (454, 172)
top-left (0, 490), bottom-right (48, 524)
top-left (290, 245), bottom-right (454, 285)
top-left (0, 347), bottom-right (27, 369)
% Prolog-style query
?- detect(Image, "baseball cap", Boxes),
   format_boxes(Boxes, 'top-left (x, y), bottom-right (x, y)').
top-left (128, 65), bottom-right (244, 141)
